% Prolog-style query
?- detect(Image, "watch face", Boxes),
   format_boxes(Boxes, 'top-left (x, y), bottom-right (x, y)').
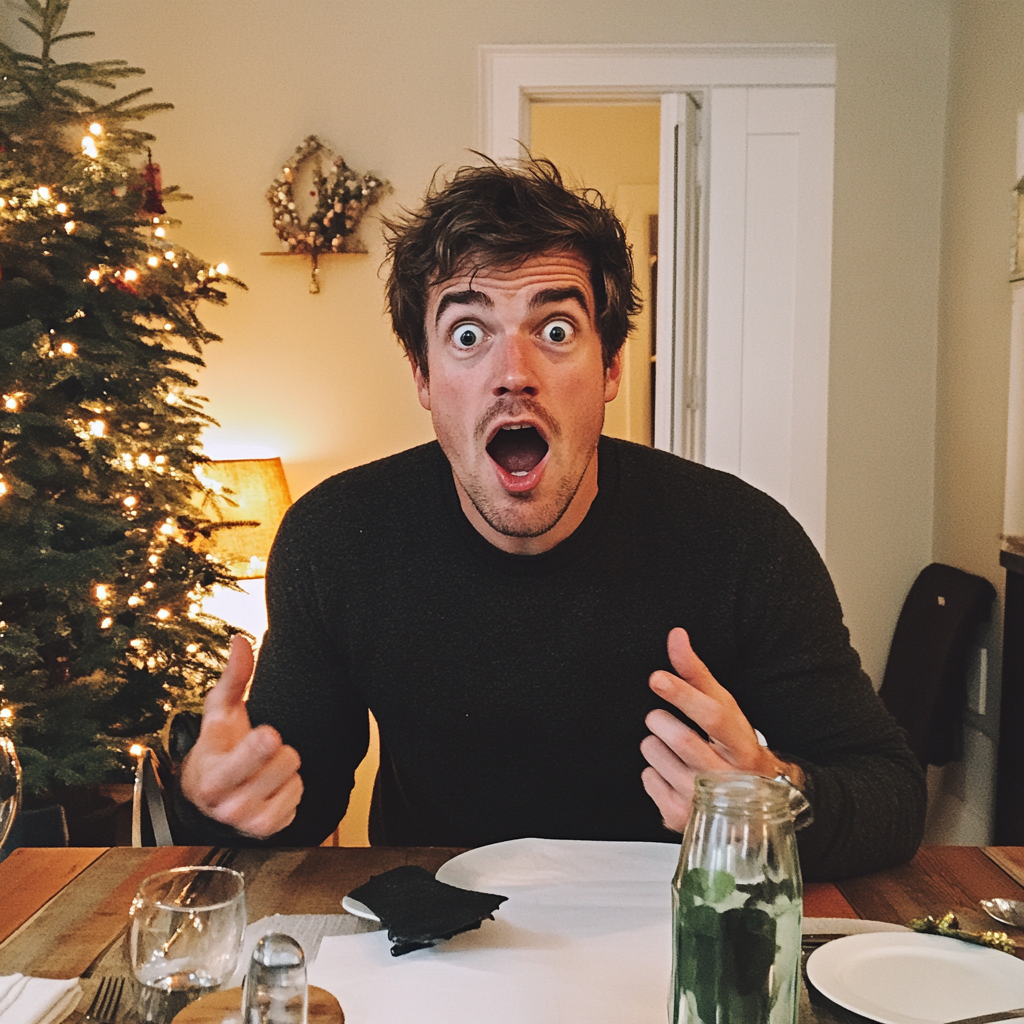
top-left (773, 774), bottom-right (814, 830)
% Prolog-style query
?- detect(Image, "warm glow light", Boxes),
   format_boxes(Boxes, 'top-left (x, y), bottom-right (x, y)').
top-left (147, 256), bottom-right (159, 267)
top-left (188, 602), bottom-right (200, 616)
top-left (186, 644), bottom-right (198, 654)
top-left (164, 251), bottom-right (175, 260)
top-left (95, 584), bottom-right (108, 600)
top-left (4, 396), bottom-right (18, 411)
top-left (123, 268), bottom-right (138, 283)
top-left (156, 608), bottom-right (170, 620)
top-left (129, 639), bottom-right (144, 649)
top-left (100, 617), bottom-right (113, 628)
top-left (37, 186), bottom-right (51, 201)
top-left (59, 341), bottom-right (75, 354)
top-left (137, 453), bottom-right (151, 467)
top-left (0, 708), bottom-right (12, 721)
top-left (148, 554), bottom-right (159, 565)
top-left (163, 323), bottom-right (173, 331)
top-left (88, 269), bottom-right (101, 283)
top-left (129, 743), bottom-right (144, 757)
top-left (0, 480), bottom-right (6, 497)
top-left (216, 262), bottom-right (229, 275)
top-left (56, 202), bottom-right (67, 214)
top-left (64, 220), bottom-right (76, 234)
top-left (127, 596), bottom-right (141, 607)
top-left (154, 226), bottom-right (166, 238)
top-left (159, 522), bottom-right (174, 535)
top-left (89, 122), bottom-right (102, 136)
top-left (81, 136), bottom-right (98, 159)
top-left (0, 198), bottom-right (6, 209)
top-left (88, 420), bottom-right (105, 437)
top-left (154, 455), bottom-right (166, 465)
top-left (143, 581), bottom-right (155, 590)
top-left (123, 496), bottom-right (137, 508)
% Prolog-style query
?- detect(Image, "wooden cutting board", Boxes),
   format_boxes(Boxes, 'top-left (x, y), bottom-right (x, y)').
top-left (171, 985), bottom-right (343, 1024)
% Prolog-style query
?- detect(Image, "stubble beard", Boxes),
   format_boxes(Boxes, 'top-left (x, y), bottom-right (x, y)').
top-left (450, 396), bottom-right (596, 539)
top-left (462, 460), bottom-right (589, 538)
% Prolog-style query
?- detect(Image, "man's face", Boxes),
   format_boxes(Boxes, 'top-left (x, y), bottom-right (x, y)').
top-left (415, 251), bottom-right (621, 555)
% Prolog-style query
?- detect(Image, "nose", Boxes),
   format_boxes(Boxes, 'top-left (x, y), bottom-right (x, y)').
top-left (492, 331), bottom-right (539, 397)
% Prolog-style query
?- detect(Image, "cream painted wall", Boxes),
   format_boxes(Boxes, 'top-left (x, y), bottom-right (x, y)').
top-left (2, 0), bottom-right (958, 836)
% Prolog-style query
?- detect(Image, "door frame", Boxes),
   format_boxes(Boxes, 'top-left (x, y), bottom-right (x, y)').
top-left (479, 44), bottom-right (836, 160)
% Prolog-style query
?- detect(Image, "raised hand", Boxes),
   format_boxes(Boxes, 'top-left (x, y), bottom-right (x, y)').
top-left (640, 627), bottom-right (802, 832)
top-left (180, 634), bottom-right (303, 839)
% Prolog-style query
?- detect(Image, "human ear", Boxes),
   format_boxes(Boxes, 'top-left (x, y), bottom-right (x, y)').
top-left (412, 359), bottom-right (431, 411)
top-left (603, 350), bottom-right (623, 403)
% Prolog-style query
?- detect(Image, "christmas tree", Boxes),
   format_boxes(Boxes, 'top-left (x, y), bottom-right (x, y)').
top-left (0, 0), bottom-right (244, 798)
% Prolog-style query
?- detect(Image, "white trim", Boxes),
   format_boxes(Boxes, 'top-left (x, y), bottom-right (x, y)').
top-left (479, 43), bottom-right (836, 160)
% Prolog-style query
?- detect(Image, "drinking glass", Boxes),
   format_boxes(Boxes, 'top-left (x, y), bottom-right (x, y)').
top-left (129, 866), bottom-right (247, 993)
top-left (0, 734), bottom-right (21, 850)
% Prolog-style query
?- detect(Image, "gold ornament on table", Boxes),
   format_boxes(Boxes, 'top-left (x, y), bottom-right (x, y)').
top-left (908, 911), bottom-right (1017, 953)
top-left (264, 135), bottom-right (391, 293)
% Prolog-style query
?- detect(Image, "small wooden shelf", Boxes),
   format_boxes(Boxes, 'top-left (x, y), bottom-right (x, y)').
top-left (259, 249), bottom-right (368, 256)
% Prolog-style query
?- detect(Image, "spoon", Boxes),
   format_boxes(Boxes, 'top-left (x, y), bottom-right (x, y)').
top-left (980, 898), bottom-right (1024, 928)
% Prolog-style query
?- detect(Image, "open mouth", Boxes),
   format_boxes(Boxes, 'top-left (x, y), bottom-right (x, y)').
top-left (486, 425), bottom-right (549, 478)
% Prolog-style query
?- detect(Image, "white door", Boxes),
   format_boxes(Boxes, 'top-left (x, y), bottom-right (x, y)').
top-left (659, 86), bottom-right (835, 554)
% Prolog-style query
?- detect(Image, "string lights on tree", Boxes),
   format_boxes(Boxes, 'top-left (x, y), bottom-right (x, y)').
top-left (0, 0), bottom-right (248, 798)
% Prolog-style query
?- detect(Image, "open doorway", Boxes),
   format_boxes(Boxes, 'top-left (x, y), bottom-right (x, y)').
top-left (530, 103), bottom-right (660, 446)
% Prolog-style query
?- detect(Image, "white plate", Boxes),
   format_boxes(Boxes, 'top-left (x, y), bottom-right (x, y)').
top-left (806, 931), bottom-right (1024, 1024)
top-left (341, 895), bottom-right (379, 921)
top-left (434, 837), bottom-right (680, 890)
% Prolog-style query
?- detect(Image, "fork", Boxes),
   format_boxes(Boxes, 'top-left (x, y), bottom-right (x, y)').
top-left (83, 976), bottom-right (125, 1024)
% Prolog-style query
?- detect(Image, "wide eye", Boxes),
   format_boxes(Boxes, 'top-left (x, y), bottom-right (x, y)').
top-left (452, 323), bottom-right (484, 349)
top-left (542, 320), bottom-right (573, 344)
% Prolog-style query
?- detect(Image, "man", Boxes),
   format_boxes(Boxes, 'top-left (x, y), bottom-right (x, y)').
top-left (179, 159), bottom-right (926, 880)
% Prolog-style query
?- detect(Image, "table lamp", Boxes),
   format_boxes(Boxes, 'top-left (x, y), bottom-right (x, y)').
top-left (197, 458), bottom-right (293, 579)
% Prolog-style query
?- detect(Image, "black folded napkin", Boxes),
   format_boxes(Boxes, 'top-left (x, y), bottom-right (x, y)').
top-left (348, 864), bottom-right (508, 956)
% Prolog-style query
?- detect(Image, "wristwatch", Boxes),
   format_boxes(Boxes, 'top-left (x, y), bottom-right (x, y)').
top-left (772, 771), bottom-right (814, 830)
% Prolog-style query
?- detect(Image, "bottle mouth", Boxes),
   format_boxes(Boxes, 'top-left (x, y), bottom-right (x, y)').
top-left (693, 772), bottom-right (795, 818)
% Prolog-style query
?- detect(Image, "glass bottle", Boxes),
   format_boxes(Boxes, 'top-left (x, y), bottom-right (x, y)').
top-left (670, 774), bottom-right (803, 1024)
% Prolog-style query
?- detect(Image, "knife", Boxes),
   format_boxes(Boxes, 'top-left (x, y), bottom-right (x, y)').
top-left (942, 1009), bottom-right (1024, 1024)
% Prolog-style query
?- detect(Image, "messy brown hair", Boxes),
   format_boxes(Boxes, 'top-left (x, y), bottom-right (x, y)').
top-left (383, 157), bottom-right (641, 377)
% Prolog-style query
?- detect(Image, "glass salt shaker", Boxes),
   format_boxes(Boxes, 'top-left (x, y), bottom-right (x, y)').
top-left (670, 773), bottom-right (804, 1024)
top-left (242, 933), bottom-right (308, 1024)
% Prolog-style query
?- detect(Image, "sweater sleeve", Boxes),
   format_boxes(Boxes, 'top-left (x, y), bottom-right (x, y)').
top-left (732, 506), bottom-right (927, 881)
top-left (243, 499), bottom-right (370, 846)
top-left (173, 493), bottom-right (370, 847)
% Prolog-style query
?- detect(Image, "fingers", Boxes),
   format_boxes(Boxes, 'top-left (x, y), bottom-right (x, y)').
top-left (181, 724), bottom-right (303, 839)
top-left (203, 635), bottom-right (255, 720)
top-left (641, 765), bottom-right (693, 833)
top-left (649, 627), bottom-right (762, 762)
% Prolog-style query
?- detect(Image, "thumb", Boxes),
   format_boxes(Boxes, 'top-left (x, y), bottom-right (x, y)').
top-left (665, 627), bottom-right (718, 693)
top-left (200, 635), bottom-right (255, 747)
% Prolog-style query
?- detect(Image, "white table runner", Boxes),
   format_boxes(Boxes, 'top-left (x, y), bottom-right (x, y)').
top-left (308, 839), bottom-right (679, 1024)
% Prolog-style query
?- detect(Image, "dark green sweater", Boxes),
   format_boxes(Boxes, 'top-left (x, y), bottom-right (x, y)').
top-left (204, 437), bottom-right (925, 880)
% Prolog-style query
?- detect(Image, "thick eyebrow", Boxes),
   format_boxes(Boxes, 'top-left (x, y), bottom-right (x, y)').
top-left (528, 286), bottom-right (591, 317)
top-left (434, 289), bottom-right (493, 325)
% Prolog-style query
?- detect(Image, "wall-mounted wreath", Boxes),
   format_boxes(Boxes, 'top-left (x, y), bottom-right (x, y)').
top-left (266, 135), bottom-right (390, 256)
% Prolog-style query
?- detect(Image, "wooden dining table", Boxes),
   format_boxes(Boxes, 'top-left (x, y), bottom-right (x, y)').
top-left (3, 844), bottom-right (1024, 1024)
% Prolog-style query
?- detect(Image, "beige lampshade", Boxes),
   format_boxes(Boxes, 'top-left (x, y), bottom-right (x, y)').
top-left (197, 458), bottom-right (293, 579)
